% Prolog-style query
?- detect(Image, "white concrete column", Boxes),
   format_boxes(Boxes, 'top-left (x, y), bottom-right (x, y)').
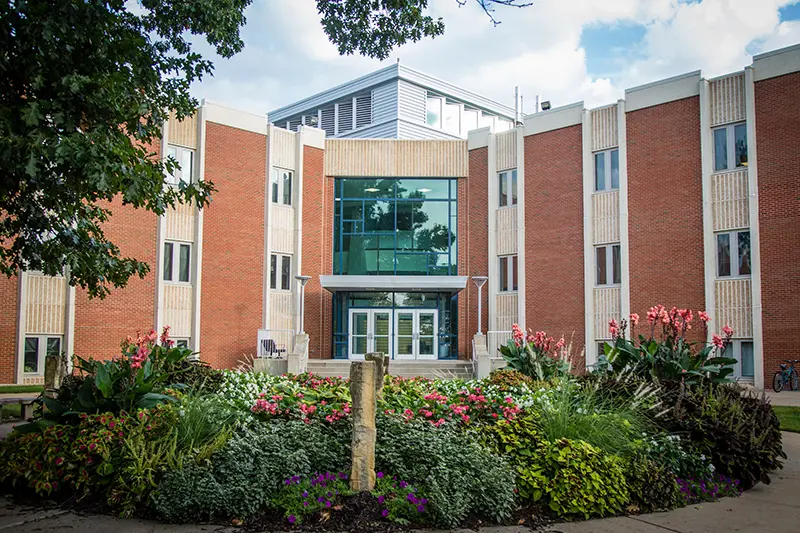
top-left (581, 110), bottom-right (595, 366)
top-left (154, 119), bottom-right (169, 334)
top-left (744, 66), bottom-right (764, 390)
top-left (699, 80), bottom-right (716, 346)
top-left (15, 272), bottom-right (28, 384)
top-left (191, 104), bottom-right (207, 353)
top-left (617, 101), bottom-right (631, 328)
top-left (292, 129), bottom-right (306, 334)
top-left (486, 133), bottom-right (498, 335)
top-left (262, 124), bottom-right (275, 330)
top-left (515, 125), bottom-right (526, 329)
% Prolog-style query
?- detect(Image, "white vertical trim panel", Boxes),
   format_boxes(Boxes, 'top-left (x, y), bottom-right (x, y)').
top-left (487, 134), bottom-right (498, 336)
top-left (618, 101), bottom-right (631, 328)
top-left (516, 125), bottom-right (526, 329)
top-left (582, 110), bottom-right (595, 366)
top-left (191, 105), bottom-right (206, 353)
top-left (699, 80), bottom-right (717, 345)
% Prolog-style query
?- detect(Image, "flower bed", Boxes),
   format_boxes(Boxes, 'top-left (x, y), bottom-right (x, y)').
top-left (0, 313), bottom-right (787, 530)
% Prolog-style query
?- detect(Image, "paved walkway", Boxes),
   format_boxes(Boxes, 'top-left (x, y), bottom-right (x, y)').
top-left (767, 391), bottom-right (800, 407)
top-left (1, 433), bottom-right (797, 532)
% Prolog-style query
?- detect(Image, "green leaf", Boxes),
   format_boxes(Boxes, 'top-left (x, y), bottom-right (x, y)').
top-left (135, 392), bottom-right (176, 409)
top-left (95, 364), bottom-right (113, 398)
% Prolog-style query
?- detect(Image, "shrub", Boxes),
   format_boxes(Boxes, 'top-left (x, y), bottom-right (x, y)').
top-left (167, 360), bottom-right (226, 394)
top-left (375, 414), bottom-right (515, 528)
top-left (372, 473), bottom-right (429, 525)
top-left (152, 419), bottom-right (351, 522)
top-left (658, 381), bottom-right (785, 490)
top-left (677, 476), bottom-right (740, 504)
top-left (271, 472), bottom-right (353, 525)
top-left (485, 368), bottom-right (538, 390)
top-left (499, 324), bottom-right (570, 381)
top-left (625, 455), bottom-right (681, 512)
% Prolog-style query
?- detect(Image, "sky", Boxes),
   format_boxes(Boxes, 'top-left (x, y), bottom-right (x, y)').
top-left (189, 0), bottom-right (800, 115)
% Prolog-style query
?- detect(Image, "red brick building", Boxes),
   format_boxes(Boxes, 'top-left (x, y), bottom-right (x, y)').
top-left (2, 44), bottom-right (798, 388)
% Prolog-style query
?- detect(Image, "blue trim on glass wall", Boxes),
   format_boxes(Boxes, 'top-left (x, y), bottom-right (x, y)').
top-left (333, 178), bottom-right (458, 276)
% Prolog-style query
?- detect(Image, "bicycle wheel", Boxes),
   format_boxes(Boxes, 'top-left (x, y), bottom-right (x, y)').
top-left (773, 372), bottom-right (784, 393)
top-left (791, 369), bottom-right (799, 391)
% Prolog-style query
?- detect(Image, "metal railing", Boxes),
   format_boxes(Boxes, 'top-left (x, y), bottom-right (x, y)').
top-left (256, 329), bottom-right (295, 358)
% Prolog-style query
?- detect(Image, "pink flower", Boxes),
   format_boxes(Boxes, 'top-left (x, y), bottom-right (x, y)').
top-left (629, 313), bottom-right (639, 327)
top-left (511, 323), bottom-right (524, 346)
top-left (699, 311), bottom-right (711, 324)
top-left (712, 334), bottom-right (725, 349)
top-left (609, 319), bottom-right (618, 337)
top-left (555, 337), bottom-right (565, 350)
top-left (723, 325), bottom-right (733, 337)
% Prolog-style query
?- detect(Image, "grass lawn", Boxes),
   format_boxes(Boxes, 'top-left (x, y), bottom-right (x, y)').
top-left (773, 406), bottom-right (800, 433)
top-left (1, 404), bottom-right (22, 421)
top-left (0, 385), bottom-right (43, 394)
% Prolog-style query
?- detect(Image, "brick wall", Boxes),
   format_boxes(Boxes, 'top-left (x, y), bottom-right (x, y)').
top-left (627, 97), bottom-right (706, 327)
top-left (755, 72), bottom-right (800, 388)
top-left (523, 126), bottom-right (586, 370)
top-left (458, 148), bottom-right (489, 359)
top-left (200, 123), bottom-right (267, 368)
top-left (74, 204), bottom-right (158, 360)
top-left (301, 146), bottom-right (332, 358)
top-left (0, 275), bottom-right (18, 383)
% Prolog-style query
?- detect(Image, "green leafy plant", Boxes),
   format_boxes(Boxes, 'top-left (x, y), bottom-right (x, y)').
top-left (376, 414), bottom-right (515, 528)
top-left (372, 473), bottom-right (429, 525)
top-left (499, 325), bottom-right (570, 381)
top-left (599, 307), bottom-right (737, 385)
top-left (625, 455), bottom-right (681, 512)
top-left (271, 472), bottom-right (353, 525)
top-left (485, 368), bottom-right (539, 391)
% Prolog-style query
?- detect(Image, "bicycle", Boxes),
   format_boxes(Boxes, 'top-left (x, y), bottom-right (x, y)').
top-left (772, 359), bottom-right (800, 392)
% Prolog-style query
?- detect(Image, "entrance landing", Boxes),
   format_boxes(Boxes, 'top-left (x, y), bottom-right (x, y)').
top-left (307, 359), bottom-right (473, 379)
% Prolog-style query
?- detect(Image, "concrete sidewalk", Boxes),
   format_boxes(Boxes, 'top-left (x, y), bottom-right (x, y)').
top-left (0, 433), bottom-right (798, 532)
top-left (767, 391), bottom-right (800, 407)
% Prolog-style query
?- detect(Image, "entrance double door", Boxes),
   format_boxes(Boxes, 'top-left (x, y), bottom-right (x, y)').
top-left (348, 309), bottom-right (437, 360)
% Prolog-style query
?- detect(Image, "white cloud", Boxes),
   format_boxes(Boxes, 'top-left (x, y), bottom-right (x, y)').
top-left (191, 0), bottom-right (800, 114)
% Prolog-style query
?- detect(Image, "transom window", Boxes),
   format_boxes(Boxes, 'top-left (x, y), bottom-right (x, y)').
top-left (594, 149), bottom-right (619, 191)
top-left (595, 244), bottom-right (621, 286)
top-left (163, 241), bottom-right (191, 283)
top-left (270, 254), bottom-right (292, 291)
top-left (716, 230), bottom-right (750, 277)
top-left (23, 336), bottom-right (61, 374)
top-left (499, 255), bottom-right (518, 292)
top-left (166, 145), bottom-right (194, 186)
top-left (271, 168), bottom-right (292, 206)
top-left (333, 178), bottom-right (458, 276)
top-left (713, 123), bottom-right (748, 172)
top-left (499, 170), bottom-right (518, 207)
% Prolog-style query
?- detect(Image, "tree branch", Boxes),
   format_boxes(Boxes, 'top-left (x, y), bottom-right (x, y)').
top-left (455, 0), bottom-right (535, 26)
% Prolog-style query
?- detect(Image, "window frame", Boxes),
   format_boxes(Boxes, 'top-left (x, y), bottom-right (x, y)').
top-left (165, 145), bottom-right (195, 186)
top-left (595, 244), bottom-right (621, 287)
top-left (712, 122), bottom-right (748, 172)
top-left (174, 339), bottom-right (190, 349)
top-left (163, 241), bottom-right (192, 284)
top-left (593, 148), bottom-right (619, 192)
top-left (715, 230), bottom-right (751, 278)
top-left (498, 254), bottom-right (519, 293)
top-left (722, 339), bottom-right (755, 380)
top-left (270, 253), bottom-right (292, 291)
top-left (271, 167), bottom-right (293, 206)
top-left (23, 335), bottom-right (62, 375)
top-left (498, 169), bottom-right (518, 207)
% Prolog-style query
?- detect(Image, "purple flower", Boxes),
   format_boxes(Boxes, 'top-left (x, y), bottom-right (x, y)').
top-left (377, 472), bottom-right (384, 479)
top-left (288, 515), bottom-right (296, 524)
top-left (339, 472), bottom-right (347, 480)
top-left (399, 481), bottom-right (407, 488)
top-left (382, 509), bottom-right (389, 518)
top-left (303, 501), bottom-right (309, 507)
top-left (421, 498), bottom-right (428, 504)
top-left (302, 491), bottom-right (308, 498)
top-left (318, 496), bottom-right (325, 503)
top-left (417, 505), bottom-right (425, 512)
top-left (325, 500), bottom-right (332, 508)
top-left (378, 495), bottom-right (385, 504)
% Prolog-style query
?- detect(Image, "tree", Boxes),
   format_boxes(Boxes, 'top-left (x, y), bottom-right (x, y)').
top-left (317, 0), bottom-right (533, 60)
top-left (0, 0), bottom-right (252, 298)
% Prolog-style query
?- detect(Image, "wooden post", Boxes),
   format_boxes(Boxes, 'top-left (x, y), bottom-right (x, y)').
top-left (365, 352), bottom-right (386, 397)
top-left (349, 361), bottom-right (376, 492)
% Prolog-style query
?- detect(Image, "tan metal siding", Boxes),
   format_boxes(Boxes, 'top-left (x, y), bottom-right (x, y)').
top-left (168, 112), bottom-right (198, 149)
top-left (272, 127), bottom-right (297, 170)
top-left (25, 275), bottom-right (66, 335)
top-left (495, 293), bottom-right (518, 330)
top-left (591, 105), bottom-right (618, 151)
top-left (593, 287), bottom-right (621, 339)
top-left (270, 204), bottom-right (295, 254)
top-left (496, 130), bottom-right (517, 171)
top-left (163, 284), bottom-right (193, 338)
top-left (709, 73), bottom-right (746, 127)
top-left (712, 169), bottom-right (749, 231)
top-left (325, 139), bottom-right (468, 177)
top-left (592, 190), bottom-right (620, 244)
top-left (496, 207), bottom-right (518, 256)
top-left (714, 279), bottom-right (753, 337)
top-left (164, 201), bottom-right (196, 242)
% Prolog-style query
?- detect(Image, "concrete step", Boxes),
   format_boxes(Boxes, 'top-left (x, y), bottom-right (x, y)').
top-left (307, 360), bottom-right (474, 379)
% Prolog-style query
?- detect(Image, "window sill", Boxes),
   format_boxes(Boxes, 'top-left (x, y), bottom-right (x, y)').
top-left (269, 288), bottom-right (293, 293)
top-left (715, 276), bottom-right (752, 281)
top-left (497, 205), bottom-right (518, 211)
top-left (595, 284), bottom-right (622, 289)
top-left (592, 188), bottom-right (620, 194)
top-left (710, 167), bottom-right (748, 177)
top-left (163, 281), bottom-right (193, 286)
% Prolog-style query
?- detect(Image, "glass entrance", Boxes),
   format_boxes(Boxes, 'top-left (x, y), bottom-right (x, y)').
top-left (348, 309), bottom-right (393, 360)
top-left (394, 309), bottom-right (438, 360)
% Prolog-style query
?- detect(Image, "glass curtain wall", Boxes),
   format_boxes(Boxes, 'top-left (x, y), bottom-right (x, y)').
top-left (333, 178), bottom-right (458, 276)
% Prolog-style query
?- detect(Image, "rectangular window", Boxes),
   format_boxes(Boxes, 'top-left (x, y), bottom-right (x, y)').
top-left (596, 244), bottom-right (621, 286)
top-left (443, 100), bottom-right (460, 134)
top-left (740, 341), bottom-right (754, 378)
top-left (426, 96), bottom-right (442, 128)
top-left (281, 255), bottom-right (291, 291)
top-left (463, 108), bottom-right (479, 134)
top-left (23, 336), bottom-right (61, 374)
top-left (270, 254), bottom-right (292, 291)
top-left (163, 242), bottom-right (174, 281)
top-left (713, 122), bottom-right (748, 172)
top-left (271, 168), bottom-right (293, 206)
top-left (499, 255), bottom-right (518, 292)
top-left (498, 170), bottom-right (518, 207)
top-left (24, 337), bottom-right (39, 374)
top-left (594, 149), bottom-right (619, 192)
top-left (175, 339), bottom-right (189, 349)
top-left (716, 230), bottom-right (750, 277)
top-left (165, 145), bottom-right (194, 185)
top-left (163, 241), bottom-right (190, 283)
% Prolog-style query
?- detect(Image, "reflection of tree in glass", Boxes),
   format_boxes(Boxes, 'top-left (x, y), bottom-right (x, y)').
top-left (415, 223), bottom-right (456, 252)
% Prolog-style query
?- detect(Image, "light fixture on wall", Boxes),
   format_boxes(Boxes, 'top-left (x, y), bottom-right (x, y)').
top-left (541, 100), bottom-right (552, 111)
top-left (472, 276), bottom-right (488, 336)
